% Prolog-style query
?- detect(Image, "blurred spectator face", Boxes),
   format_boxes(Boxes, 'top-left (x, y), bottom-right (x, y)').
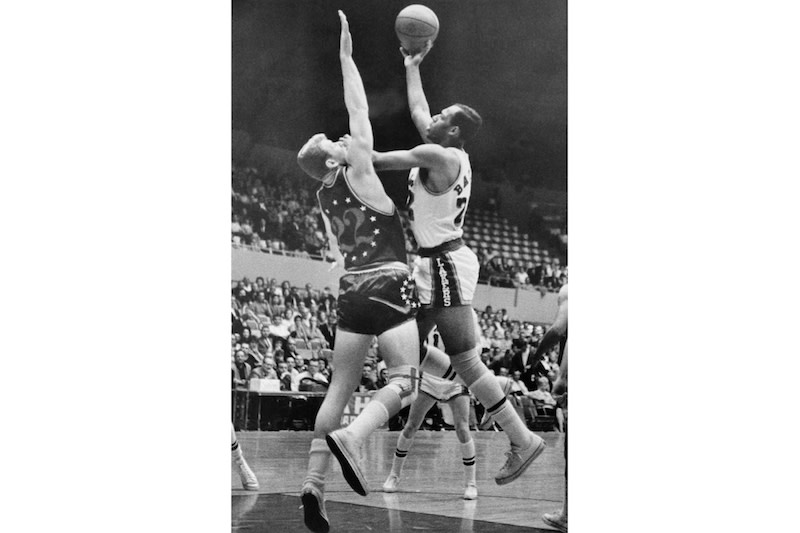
top-left (235, 351), bottom-right (247, 364)
top-left (534, 325), bottom-right (544, 336)
top-left (263, 358), bottom-right (275, 371)
top-left (286, 338), bottom-right (296, 351)
top-left (242, 328), bottom-right (251, 340)
top-left (548, 351), bottom-right (559, 364)
top-left (379, 368), bottom-right (388, 382)
top-left (547, 370), bottom-right (558, 383)
top-left (272, 316), bottom-right (282, 326)
top-left (513, 370), bottom-right (522, 381)
top-left (537, 377), bottom-right (550, 391)
top-left (499, 367), bottom-right (509, 377)
top-left (294, 316), bottom-right (303, 327)
top-left (249, 340), bottom-right (258, 351)
top-left (278, 362), bottom-right (288, 375)
top-left (261, 326), bottom-right (270, 337)
top-left (362, 364), bottom-right (373, 379)
top-left (234, 333), bottom-right (241, 342)
top-left (238, 289), bottom-right (247, 299)
top-left (309, 317), bottom-right (318, 328)
top-left (256, 291), bottom-right (265, 301)
top-left (285, 356), bottom-right (295, 368)
top-left (308, 360), bottom-right (320, 374)
top-left (328, 314), bottom-right (337, 325)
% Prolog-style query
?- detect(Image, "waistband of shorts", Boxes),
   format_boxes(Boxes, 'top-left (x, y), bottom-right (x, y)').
top-left (417, 238), bottom-right (464, 257)
top-left (344, 261), bottom-right (410, 275)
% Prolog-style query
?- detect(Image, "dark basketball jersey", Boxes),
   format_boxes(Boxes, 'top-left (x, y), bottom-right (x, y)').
top-left (317, 167), bottom-right (408, 272)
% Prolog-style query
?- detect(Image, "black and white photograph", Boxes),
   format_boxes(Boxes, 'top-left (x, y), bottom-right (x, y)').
top-left (230, 1), bottom-right (568, 531)
top-left (4, 1), bottom-right (799, 532)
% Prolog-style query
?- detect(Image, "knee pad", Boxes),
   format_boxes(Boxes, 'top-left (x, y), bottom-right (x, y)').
top-left (385, 365), bottom-right (419, 409)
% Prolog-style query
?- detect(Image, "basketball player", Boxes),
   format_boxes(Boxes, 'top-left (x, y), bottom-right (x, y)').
top-left (370, 40), bottom-right (545, 485)
top-left (296, 12), bottom-right (421, 533)
top-left (383, 337), bottom-right (478, 499)
top-left (231, 423), bottom-right (259, 491)
top-left (534, 284), bottom-right (568, 532)
top-left (384, 310), bottom-right (485, 499)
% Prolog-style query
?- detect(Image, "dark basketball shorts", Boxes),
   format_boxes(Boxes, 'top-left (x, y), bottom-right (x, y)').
top-left (337, 266), bottom-right (419, 336)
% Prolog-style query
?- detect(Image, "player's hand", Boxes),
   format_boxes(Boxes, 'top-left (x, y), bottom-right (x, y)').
top-left (401, 40), bottom-right (433, 67)
top-left (338, 10), bottom-right (352, 57)
top-left (338, 134), bottom-right (352, 150)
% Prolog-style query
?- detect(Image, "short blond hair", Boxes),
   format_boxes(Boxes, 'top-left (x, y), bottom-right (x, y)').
top-left (297, 133), bottom-right (332, 180)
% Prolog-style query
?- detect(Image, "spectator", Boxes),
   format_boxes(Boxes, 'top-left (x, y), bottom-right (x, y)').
top-left (319, 286), bottom-right (337, 315)
top-left (306, 316), bottom-right (329, 348)
top-left (359, 363), bottom-right (378, 392)
top-left (245, 291), bottom-right (271, 319)
top-left (231, 350), bottom-right (251, 391)
top-left (510, 338), bottom-right (538, 391)
top-left (249, 357), bottom-right (278, 380)
top-left (319, 313), bottom-right (338, 349)
top-left (277, 361), bottom-right (292, 391)
top-left (297, 359), bottom-right (329, 387)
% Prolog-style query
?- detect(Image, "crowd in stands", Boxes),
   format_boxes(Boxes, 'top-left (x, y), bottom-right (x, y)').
top-left (232, 276), bottom-right (564, 432)
top-left (231, 165), bottom-right (567, 292)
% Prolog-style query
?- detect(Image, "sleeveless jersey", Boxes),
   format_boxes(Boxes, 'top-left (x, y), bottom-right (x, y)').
top-left (406, 148), bottom-right (472, 248)
top-left (317, 167), bottom-right (408, 272)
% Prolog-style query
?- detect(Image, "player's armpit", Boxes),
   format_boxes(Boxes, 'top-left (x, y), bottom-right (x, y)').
top-left (373, 144), bottom-right (449, 171)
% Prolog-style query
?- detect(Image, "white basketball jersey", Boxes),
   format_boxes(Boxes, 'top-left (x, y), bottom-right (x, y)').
top-left (407, 148), bottom-right (472, 249)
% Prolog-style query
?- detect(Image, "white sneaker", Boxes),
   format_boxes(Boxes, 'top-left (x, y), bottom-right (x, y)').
top-left (542, 510), bottom-right (567, 532)
top-left (383, 474), bottom-right (400, 493)
top-left (494, 432), bottom-right (546, 485)
top-left (463, 483), bottom-right (478, 500)
top-left (326, 429), bottom-right (369, 496)
top-left (301, 483), bottom-right (330, 533)
top-left (234, 456), bottom-right (259, 491)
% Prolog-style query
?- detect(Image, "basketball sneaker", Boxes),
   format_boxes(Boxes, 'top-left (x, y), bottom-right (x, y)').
top-left (463, 483), bottom-right (478, 500)
top-left (494, 432), bottom-right (546, 485)
top-left (542, 510), bottom-right (567, 532)
top-left (301, 483), bottom-right (330, 533)
top-left (326, 429), bottom-right (369, 496)
top-left (234, 456), bottom-right (259, 491)
top-left (382, 474), bottom-right (400, 493)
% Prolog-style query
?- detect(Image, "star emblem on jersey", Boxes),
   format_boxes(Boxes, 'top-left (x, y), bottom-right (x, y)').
top-left (345, 197), bottom-right (351, 203)
top-left (370, 241), bottom-right (376, 247)
top-left (373, 229), bottom-right (380, 235)
top-left (332, 199), bottom-right (338, 205)
top-left (369, 216), bottom-right (376, 222)
top-left (362, 251), bottom-right (367, 256)
top-left (360, 206), bottom-right (366, 211)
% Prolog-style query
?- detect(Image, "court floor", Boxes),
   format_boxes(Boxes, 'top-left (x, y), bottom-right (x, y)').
top-left (232, 430), bottom-right (565, 532)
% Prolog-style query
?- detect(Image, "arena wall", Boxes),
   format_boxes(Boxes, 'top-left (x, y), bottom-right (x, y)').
top-left (232, 248), bottom-right (559, 323)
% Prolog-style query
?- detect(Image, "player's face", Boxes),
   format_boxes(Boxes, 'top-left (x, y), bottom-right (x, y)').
top-left (427, 106), bottom-right (459, 143)
top-left (321, 137), bottom-right (347, 165)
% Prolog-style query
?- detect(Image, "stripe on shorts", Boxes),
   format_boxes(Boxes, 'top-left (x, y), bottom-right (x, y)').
top-left (462, 456), bottom-right (476, 466)
top-left (395, 449), bottom-right (408, 458)
top-left (431, 253), bottom-right (462, 307)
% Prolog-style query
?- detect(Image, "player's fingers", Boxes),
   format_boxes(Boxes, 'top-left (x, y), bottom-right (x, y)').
top-left (399, 46), bottom-right (409, 58)
top-left (338, 10), bottom-right (348, 27)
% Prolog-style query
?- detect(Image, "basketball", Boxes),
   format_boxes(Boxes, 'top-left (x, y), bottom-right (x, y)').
top-left (395, 4), bottom-right (439, 54)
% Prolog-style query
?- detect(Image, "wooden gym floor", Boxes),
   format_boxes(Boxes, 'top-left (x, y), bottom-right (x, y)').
top-left (232, 430), bottom-right (565, 532)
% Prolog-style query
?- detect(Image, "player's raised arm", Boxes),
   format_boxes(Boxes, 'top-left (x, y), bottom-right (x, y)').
top-left (402, 42), bottom-right (434, 142)
top-left (338, 11), bottom-right (374, 176)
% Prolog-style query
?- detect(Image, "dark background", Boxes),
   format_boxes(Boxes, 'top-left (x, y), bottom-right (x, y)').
top-left (232, 0), bottom-right (566, 195)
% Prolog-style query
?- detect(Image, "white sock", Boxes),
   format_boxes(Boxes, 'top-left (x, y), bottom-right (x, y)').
top-left (461, 438), bottom-right (476, 485)
top-left (304, 438), bottom-right (331, 488)
top-left (345, 400), bottom-right (390, 442)
top-left (391, 433), bottom-right (414, 476)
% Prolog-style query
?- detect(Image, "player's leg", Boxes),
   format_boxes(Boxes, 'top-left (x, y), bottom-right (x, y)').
top-left (383, 391), bottom-right (437, 492)
top-left (327, 319), bottom-right (420, 496)
top-left (449, 394), bottom-right (477, 499)
top-left (231, 423), bottom-right (258, 491)
top-left (433, 305), bottom-right (545, 485)
top-left (302, 330), bottom-right (372, 532)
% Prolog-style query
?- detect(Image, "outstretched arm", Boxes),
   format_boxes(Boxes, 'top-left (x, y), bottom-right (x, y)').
top-left (338, 11), bottom-right (374, 177)
top-left (402, 42), bottom-right (434, 142)
top-left (372, 143), bottom-right (451, 172)
top-left (532, 285), bottom-right (568, 359)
